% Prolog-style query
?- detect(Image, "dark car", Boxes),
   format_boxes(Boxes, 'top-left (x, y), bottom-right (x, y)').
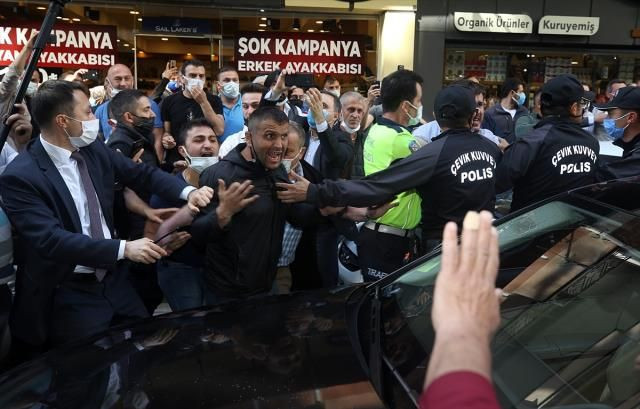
top-left (2, 179), bottom-right (640, 409)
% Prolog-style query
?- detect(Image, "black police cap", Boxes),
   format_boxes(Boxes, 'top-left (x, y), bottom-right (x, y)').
top-left (540, 74), bottom-right (585, 108)
top-left (434, 84), bottom-right (476, 121)
top-left (595, 86), bottom-right (640, 111)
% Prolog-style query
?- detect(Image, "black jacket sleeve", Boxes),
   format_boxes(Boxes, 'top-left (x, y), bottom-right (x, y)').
top-left (307, 141), bottom-right (442, 208)
top-left (317, 126), bottom-right (354, 179)
top-left (150, 78), bottom-right (170, 104)
top-left (597, 153), bottom-right (640, 181)
top-left (495, 127), bottom-right (546, 193)
top-left (190, 165), bottom-right (228, 242)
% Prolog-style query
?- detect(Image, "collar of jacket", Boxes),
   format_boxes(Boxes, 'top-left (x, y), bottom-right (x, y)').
top-left (614, 132), bottom-right (640, 155)
top-left (114, 122), bottom-right (152, 144)
top-left (376, 116), bottom-right (409, 134)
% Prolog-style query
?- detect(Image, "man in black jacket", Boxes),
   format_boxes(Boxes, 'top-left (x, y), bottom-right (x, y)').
top-left (594, 86), bottom-right (640, 180)
top-left (482, 77), bottom-right (529, 143)
top-left (277, 84), bottom-right (502, 250)
top-left (496, 74), bottom-right (600, 213)
top-left (189, 107), bottom-right (322, 300)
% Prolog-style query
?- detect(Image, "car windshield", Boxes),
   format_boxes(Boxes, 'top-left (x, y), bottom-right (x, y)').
top-left (377, 197), bottom-right (640, 409)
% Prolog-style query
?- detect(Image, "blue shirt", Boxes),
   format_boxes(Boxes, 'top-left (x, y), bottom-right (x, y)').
top-left (220, 98), bottom-right (244, 143)
top-left (96, 97), bottom-right (163, 142)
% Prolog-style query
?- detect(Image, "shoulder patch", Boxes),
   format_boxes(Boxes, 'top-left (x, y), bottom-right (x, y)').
top-left (408, 140), bottom-right (421, 153)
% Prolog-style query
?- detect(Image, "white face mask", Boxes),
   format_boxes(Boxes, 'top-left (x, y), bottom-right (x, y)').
top-left (184, 77), bottom-right (204, 93)
top-left (64, 117), bottom-right (100, 148)
top-left (185, 151), bottom-right (218, 174)
top-left (221, 81), bottom-right (240, 99)
top-left (327, 89), bottom-right (340, 98)
top-left (26, 81), bottom-right (38, 97)
top-left (406, 102), bottom-right (423, 127)
top-left (341, 120), bottom-right (361, 134)
top-left (281, 149), bottom-right (302, 173)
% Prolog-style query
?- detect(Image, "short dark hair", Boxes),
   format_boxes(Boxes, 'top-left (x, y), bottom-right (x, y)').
top-left (248, 106), bottom-right (288, 134)
top-left (320, 90), bottom-right (341, 113)
top-left (288, 120), bottom-right (307, 148)
top-left (438, 116), bottom-right (472, 130)
top-left (179, 118), bottom-right (216, 145)
top-left (541, 103), bottom-right (572, 118)
top-left (109, 89), bottom-right (146, 123)
top-left (181, 59), bottom-right (205, 75)
top-left (606, 79), bottom-right (627, 94)
top-left (323, 76), bottom-right (339, 86)
top-left (451, 79), bottom-right (486, 96)
top-left (31, 80), bottom-right (89, 129)
top-left (499, 78), bottom-right (523, 99)
top-left (217, 65), bottom-right (238, 80)
top-left (381, 69), bottom-right (423, 113)
top-left (241, 83), bottom-right (266, 96)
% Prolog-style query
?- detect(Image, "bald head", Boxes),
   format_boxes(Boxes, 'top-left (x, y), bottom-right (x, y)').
top-left (106, 64), bottom-right (134, 93)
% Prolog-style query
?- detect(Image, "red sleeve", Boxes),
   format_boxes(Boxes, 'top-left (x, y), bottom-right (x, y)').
top-left (419, 371), bottom-right (500, 409)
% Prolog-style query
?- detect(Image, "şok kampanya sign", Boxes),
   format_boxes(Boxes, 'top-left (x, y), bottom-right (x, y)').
top-left (236, 32), bottom-right (366, 74)
top-left (0, 22), bottom-right (117, 69)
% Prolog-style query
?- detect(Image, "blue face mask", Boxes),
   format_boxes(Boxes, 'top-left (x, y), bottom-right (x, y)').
top-left (512, 91), bottom-right (526, 106)
top-left (167, 80), bottom-right (181, 93)
top-left (307, 109), bottom-right (329, 129)
top-left (603, 113), bottom-right (630, 140)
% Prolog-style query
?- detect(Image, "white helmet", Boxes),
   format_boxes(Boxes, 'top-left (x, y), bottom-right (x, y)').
top-left (338, 237), bottom-right (363, 285)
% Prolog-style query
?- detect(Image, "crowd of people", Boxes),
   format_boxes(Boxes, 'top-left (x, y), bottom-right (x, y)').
top-left (0, 31), bottom-right (640, 405)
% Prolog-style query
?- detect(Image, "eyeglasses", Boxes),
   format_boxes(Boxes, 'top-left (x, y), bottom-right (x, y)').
top-left (579, 97), bottom-right (591, 110)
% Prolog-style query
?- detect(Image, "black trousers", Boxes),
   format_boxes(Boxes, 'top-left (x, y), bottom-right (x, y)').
top-left (357, 227), bottom-right (417, 282)
top-left (50, 265), bottom-right (148, 347)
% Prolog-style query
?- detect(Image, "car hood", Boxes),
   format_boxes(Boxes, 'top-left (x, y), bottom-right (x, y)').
top-left (0, 287), bottom-right (385, 409)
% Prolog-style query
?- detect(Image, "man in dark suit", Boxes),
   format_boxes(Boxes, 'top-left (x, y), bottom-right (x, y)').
top-left (0, 80), bottom-right (212, 362)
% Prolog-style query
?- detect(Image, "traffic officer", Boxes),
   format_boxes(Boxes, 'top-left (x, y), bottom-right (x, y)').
top-left (496, 74), bottom-right (599, 213)
top-left (594, 86), bottom-right (640, 180)
top-left (356, 69), bottom-right (424, 281)
top-left (277, 84), bottom-right (502, 256)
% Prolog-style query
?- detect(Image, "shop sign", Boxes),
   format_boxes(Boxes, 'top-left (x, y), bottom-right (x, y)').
top-left (453, 12), bottom-right (533, 34)
top-left (141, 17), bottom-right (211, 36)
top-left (539, 16), bottom-right (599, 36)
top-left (0, 22), bottom-right (117, 69)
top-left (235, 32), bottom-right (366, 75)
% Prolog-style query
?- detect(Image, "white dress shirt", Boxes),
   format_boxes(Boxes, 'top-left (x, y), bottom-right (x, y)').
top-left (218, 126), bottom-right (247, 158)
top-left (412, 120), bottom-right (500, 146)
top-left (41, 137), bottom-right (124, 273)
top-left (40, 137), bottom-right (197, 273)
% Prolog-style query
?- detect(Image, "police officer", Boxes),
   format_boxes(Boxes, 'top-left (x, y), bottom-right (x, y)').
top-left (496, 74), bottom-right (599, 213)
top-left (356, 69), bottom-right (424, 281)
top-left (594, 86), bottom-right (640, 180)
top-left (277, 84), bottom-right (502, 258)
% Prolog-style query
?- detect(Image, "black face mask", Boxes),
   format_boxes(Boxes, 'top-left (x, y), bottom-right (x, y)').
top-left (132, 115), bottom-right (155, 136)
top-left (289, 98), bottom-right (303, 109)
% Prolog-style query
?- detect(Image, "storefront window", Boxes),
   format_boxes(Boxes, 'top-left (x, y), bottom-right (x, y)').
top-left (444, 46), bottom-right (640, 107)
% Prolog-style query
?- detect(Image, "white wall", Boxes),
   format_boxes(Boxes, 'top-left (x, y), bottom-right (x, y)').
top-left (378, 11), bottom-right (416, 78)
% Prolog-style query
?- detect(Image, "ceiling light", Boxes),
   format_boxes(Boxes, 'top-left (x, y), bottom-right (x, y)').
top-left (117, 39), bottom-right (120, 42)
top-left (37, 6), bottom-right (46, 10)
top-left (56, 16), bottom-right (61, 19)
top-left (258, 29), bottom-right (265, 32)
top-left (137, 18), bottom-right (142, 22)
top-left (292, 18), bottom-right (300, 30)
top-left (307, 29), bottom-right (314, 32)
top-left (187, 52), bottom-right (191, 55)
top-left (124, 43), bottom-right (130, 47)
top-left (316, 20), bottom-right (323, 24)
top-left (61, 17), bottom-right (69, 21)
top-left (260, 17), bottom-right (267, 21)
top-left (161, 37), bottom-right (168, 41)
top-left (72, 18), bottom-right (80, 22)
top-left (129, 10), bottom-right (139, 15)
top-left (259, 23), bottom-right (267, 27)
top-left (260, 9), bottom-right (265, 12)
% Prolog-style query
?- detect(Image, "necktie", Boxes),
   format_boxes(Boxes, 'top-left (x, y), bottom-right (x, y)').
top-left (70, 150), bottom-right (107, 281)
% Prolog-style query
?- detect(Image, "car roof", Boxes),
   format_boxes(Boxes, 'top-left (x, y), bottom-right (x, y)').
top-left (567, 177), bottom-right (640, 215)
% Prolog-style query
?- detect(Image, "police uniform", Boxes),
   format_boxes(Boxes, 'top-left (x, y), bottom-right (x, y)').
top-left (357, 117), bottom-right (423, 281)
top-left (496, 75), bottom-right (600, 213)
top-left (594, 86), bottom-right (640, 181)
top-left (306, 85), bottom-right (502, 256)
